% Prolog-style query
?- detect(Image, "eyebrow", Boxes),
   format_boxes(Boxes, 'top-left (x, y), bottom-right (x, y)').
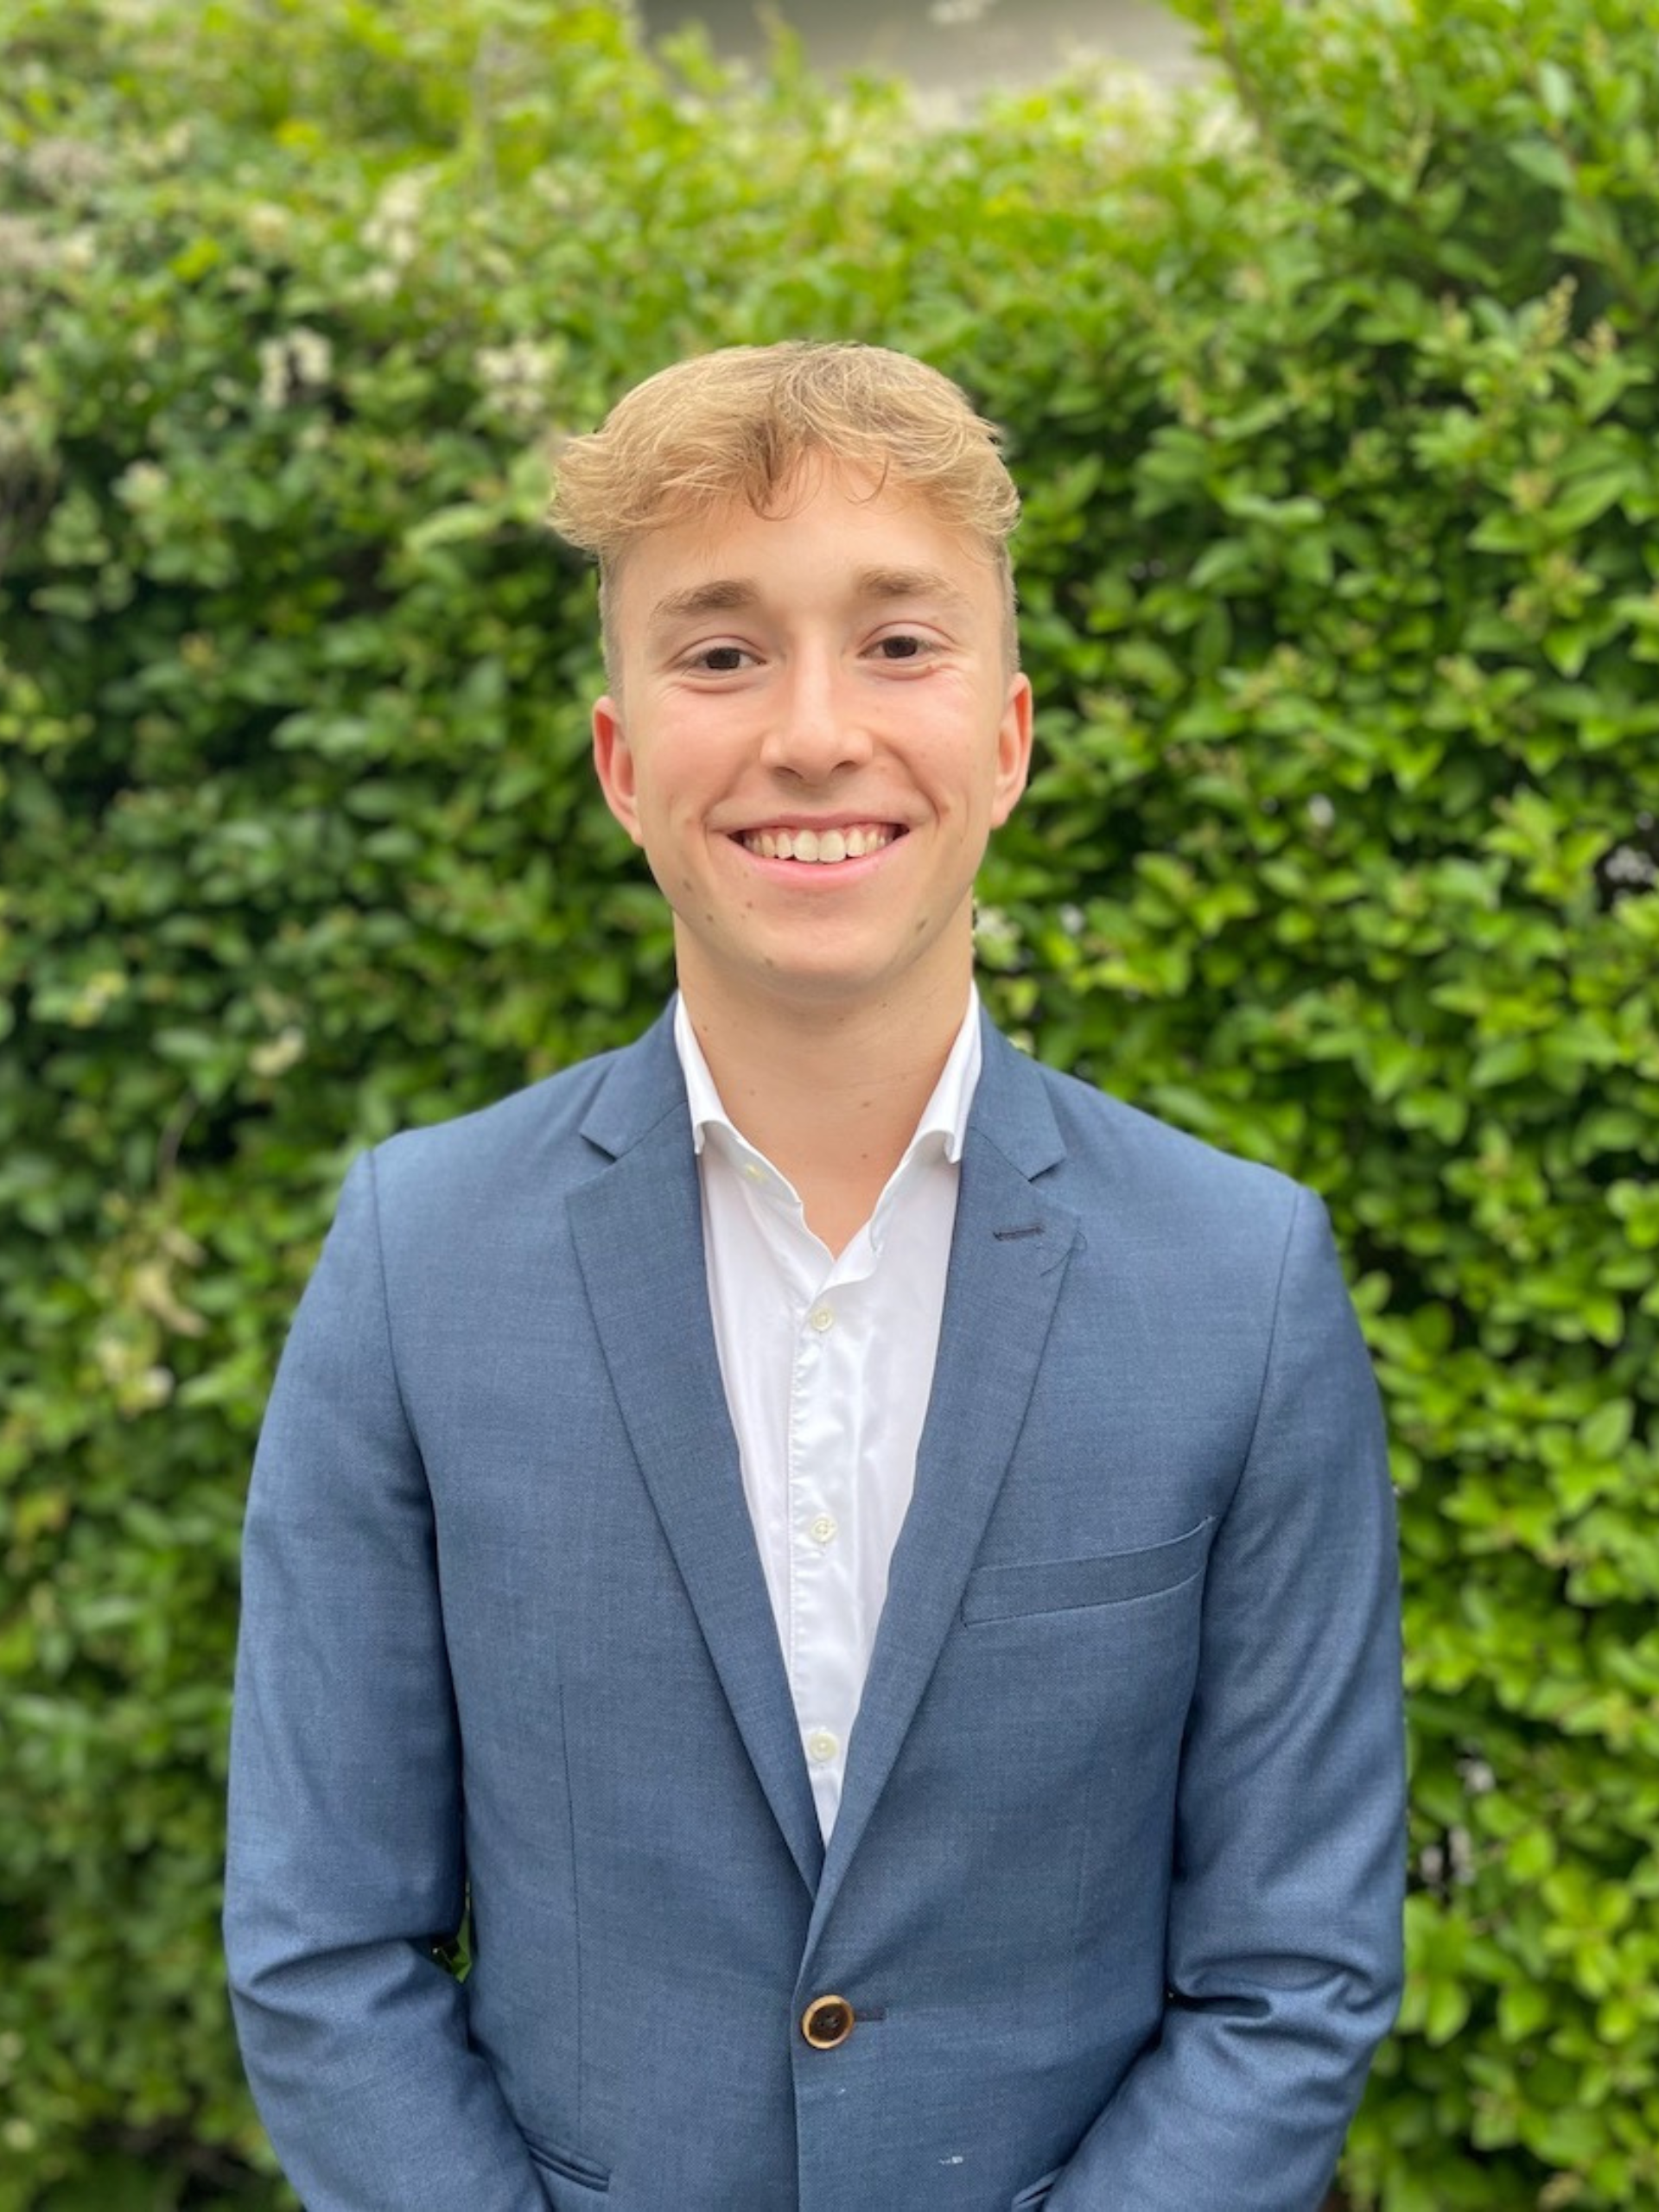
top-left (852, 564), bottom-right (973, 613)
top-left (648, 578), bottom-right (761, 626)
top-left (647, 565), bottom-right (973, 631)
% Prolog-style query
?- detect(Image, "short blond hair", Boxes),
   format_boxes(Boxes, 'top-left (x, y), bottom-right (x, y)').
top-left (547, 341), bottom-right (1020, 670)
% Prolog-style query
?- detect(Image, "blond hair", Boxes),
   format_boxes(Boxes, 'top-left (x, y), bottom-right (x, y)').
top-left (547, 341), bottom-right (1020, 670)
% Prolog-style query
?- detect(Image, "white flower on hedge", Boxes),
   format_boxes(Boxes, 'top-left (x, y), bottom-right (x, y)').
top-left (1307, 793), bottom-right (1335, 831)
top-left (258, 340), bottom-right (292, 410)
top-left (476, 339), bottom-right (563, 429)
top-left (251, 1027), bottom-right (307, 1078)
top-left (363, 171), bottom-right (427, 268)
top-left (973, 904), bottom-right (1020, 959)
top-left (21, 136), bottom-right (111, 198)
top-left (259, 327), bottom-right (333, 410)
top-left (116, 460), bottom-right (168, 509)
top-left (1604, 844), bottom-right (1656, 887)
top-left (244, 200), bottom-right (293, 254)
top-left (0, 214), bottom-right (69, 276)
top-left (290, 327), bottom-right (332, 385)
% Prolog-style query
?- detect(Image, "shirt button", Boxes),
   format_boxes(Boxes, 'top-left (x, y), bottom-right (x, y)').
top-left (805, 1729), bottom-right (839, 1764)
top-left (810, 1306), bottom-right (835, 1332)
top-left (810, 1514), bottom-right (838, 1546)
top-left (742, 1160), bottom-right (766, 1183)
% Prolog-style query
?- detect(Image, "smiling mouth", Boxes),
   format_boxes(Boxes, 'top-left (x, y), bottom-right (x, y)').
top-left (736, 824), bottom-right (901, 864)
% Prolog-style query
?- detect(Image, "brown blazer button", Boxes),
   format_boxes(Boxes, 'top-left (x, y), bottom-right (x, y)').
top-left (800, 1994), bottom-right (855, 2049)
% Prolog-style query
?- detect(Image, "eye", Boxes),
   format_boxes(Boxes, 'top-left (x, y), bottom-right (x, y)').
top-left (871, 632), bottom-right (930, 662)
top-left (672, 641), bottom-right (765, 672)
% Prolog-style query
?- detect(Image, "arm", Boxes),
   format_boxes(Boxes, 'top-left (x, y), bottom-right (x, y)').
top-left (224, 1154), bottom-right (548, 2212)
top-left (1049, 1188), bottom-right (1406, 2212)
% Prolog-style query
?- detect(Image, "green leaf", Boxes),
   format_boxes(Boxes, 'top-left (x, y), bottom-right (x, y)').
top-left (1498, 1978), bottom-right (1552, 2040)
top-left (1505, 137), bottom-right (1575, 192)
top-left (1580, 1398), bottom-right (1633, 1459)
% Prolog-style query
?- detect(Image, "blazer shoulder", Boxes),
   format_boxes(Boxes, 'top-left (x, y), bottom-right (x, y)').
top-left (1027, 1055), bottom-right (1312, 1246)
top-left (359, 1020), bottom-right (679, 1236)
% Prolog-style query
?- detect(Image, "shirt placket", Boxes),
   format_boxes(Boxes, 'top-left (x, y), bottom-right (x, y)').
top-left (785, 1234), bottom-right (875, 1833)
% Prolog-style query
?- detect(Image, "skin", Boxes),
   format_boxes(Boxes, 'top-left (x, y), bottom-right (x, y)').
top-left (592, 461), bottom-right (1032, 1253)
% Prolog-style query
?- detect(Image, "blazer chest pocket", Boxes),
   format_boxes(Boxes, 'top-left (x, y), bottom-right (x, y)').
top-left (962, 1516), bottom-right (1216, 1624)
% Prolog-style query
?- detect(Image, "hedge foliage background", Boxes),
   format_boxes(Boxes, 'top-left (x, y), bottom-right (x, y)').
top-left (3, 0), bottom-right (1656, 2203)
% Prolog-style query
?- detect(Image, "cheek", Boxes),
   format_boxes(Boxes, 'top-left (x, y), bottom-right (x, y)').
top-left (641, 728), bottom-right (739, 815)
top-left (940, 746), bottom-right (1014, 825)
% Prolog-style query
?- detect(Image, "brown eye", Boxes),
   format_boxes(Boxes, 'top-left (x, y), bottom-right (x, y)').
top-left (696, 646), bottom-right (747, 672)
top-left (876, 634), bottom-right (925, 660)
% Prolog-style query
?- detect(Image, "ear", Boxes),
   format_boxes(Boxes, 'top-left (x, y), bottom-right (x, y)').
top-left (592, 695), bottom-right (645, 847)
top-left (988, 672), bottom-right (1034, 828)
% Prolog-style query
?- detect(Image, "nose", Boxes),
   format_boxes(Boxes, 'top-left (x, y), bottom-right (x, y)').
top-left (760, 652), bottom-right (873, 783)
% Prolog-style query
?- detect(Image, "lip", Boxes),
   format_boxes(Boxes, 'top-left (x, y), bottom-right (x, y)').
top-left (728, 817), bottom-right (907, 845)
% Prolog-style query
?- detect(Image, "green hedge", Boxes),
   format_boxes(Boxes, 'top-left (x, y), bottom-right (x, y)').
top-left (2, 1), bottom-right (1656, 2203)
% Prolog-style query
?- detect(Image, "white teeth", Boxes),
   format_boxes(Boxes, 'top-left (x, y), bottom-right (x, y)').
top-left (741, 825), bottom-right (895, 864)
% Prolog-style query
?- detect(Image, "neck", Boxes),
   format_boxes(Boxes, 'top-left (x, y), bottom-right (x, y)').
top-left (679, 966), bottom-right (973, 1255)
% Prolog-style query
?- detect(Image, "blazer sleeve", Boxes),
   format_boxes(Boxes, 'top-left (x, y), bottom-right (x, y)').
top-left (224, 1153), bottom-right (548, 2212)
top-left (1046, 1185), bottom-right (1406, 2212)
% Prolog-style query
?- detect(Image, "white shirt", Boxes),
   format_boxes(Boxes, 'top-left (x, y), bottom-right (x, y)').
top-left (673, 993), bottom-right (981, 1840)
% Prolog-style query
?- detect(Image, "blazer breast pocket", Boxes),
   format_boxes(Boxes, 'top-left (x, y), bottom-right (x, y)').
top-left (962, 1516), bottom-right (1216, 1625)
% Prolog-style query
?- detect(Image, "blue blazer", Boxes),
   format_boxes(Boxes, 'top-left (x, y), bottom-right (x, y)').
top-left (226, 1007), bottom-right (1404, 2212)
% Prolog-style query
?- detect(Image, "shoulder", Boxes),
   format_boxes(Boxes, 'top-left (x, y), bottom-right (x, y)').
top-left (982, 1022), bottom-right (1304, 1222)
top-left (991, 1047), bottom-right (1362, 1388)
top-left (377, 1051), bottom-right (615, 1179)
top-left (1040, 1058), bottom-right (1300, 1215)
top-left (359, 1017), bottom-right (678, 1236)
top-left (978, 1031), bottom-right (1325, 1302)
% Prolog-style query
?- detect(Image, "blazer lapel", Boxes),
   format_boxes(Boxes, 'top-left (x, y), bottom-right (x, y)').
top-left (811, 1023), bottom-right (1077, 1925)
top-left (567, 1016), bottom-right (823, 1896)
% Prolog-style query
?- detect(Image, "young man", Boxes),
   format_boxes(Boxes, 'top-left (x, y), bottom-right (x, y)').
top-left (226, 343), bottom-right (1404, 2211)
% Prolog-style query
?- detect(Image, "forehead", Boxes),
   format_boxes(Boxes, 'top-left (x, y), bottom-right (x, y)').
top-left (609, 464), bottom-right (1000, 645)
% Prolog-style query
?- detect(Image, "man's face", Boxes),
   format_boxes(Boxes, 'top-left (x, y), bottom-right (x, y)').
top-left (591, 463), bottom-right (1032, 1026)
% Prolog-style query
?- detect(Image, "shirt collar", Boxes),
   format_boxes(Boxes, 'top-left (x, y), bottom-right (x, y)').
top-left (673, 988), bottom-right (982, 1168)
